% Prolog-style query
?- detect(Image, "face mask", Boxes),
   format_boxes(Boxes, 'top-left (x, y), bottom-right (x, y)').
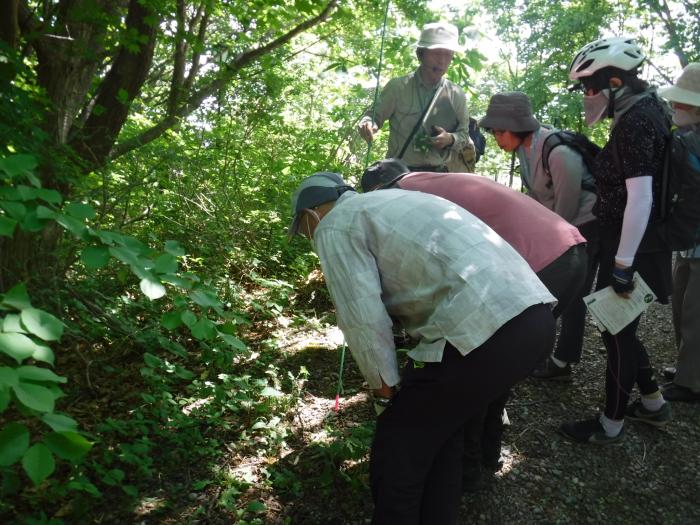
top-left (672, 107), bottom-right (700, 127)
top-left (583, 89), bottom-right (610, 127)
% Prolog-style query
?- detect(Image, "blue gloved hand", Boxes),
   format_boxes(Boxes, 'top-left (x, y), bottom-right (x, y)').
top-left (612, 266), bottom-right (635, 295)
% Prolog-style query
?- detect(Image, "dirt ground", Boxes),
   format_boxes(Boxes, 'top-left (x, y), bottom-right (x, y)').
top-left (262, 298), bottom-right (700, 525)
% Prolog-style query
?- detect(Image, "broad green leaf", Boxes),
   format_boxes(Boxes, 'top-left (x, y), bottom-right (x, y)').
top-left (180, 310), bottom-right (197, 327)
top-left (32, 344), bottom-right (55, 366)
top-left (164, 240), bottom-right (185, 256)
top-left (80, 246), bottom-right (110, 269)
top-left (96, 230), bottom-right (125, 246)
top-left (20, 308), bottom-right (64, 342)
top-left (0, 423), bottom-right (30, 466)
top-left (0, 387), bottom-right (9, 412)
top-left (157, 336), bottom-right (187, 358)
top-left (54, 212), bottom-right (88, 238)
top-left (154, 253), bottom-right (178, 274)
top-left (22, 443), bottom-right (55, 485)
top-left (0, 154), bottom-right (38, 178)
top-left (0, 333), bottom-right (40, 363)
top-left (18, 210), bottom-right (46, 232)
top-left (0, 215), bottom-right (17, 237)
top-left (190, 318), bottom-right (216, 341)
top-left (218, 332), bottom-right (247, 351)
top-left (64, 202), bottom-right (96, 220)
top-left (12, 382), bottom-right (55, 412)
top-left (0, 201), bottom-right (26, 220)
top-left (43, 432), bottom-right (92, 462)
top-left (35, 205), bottom-right (57, 219)
top-left (0, 367), bottom-right (19, 387)
top-left (102, 468), bottom-right (125, 486)
top-left (160, 311), bottom-right (182, 330)
top-left (2, 313), bottom-right (26, 333)
top-left (143, 353), bottom-right (162, 368)
top-left (109, 246), bottom-right (141, 266)
top-left (0, 187), bottom-right (20, 200)
top-left (247, 500), bottom-right (267, 513)
top-left (33, 188), bottom-right (62, 204)
top-left (16, 366), bottom-right (66, 384)
top-left (1, 283), bottom-right (31, 310)
top-left (140, 278), bottom-right (166, 300)
top-left (174, 366), bottom-right (194, 380)
top-left (160, 273), bottom-right (193, 289)
top-left (189, 289), bottom-right (222, 311)
top-left (41, 413), bottom-right (78, 433)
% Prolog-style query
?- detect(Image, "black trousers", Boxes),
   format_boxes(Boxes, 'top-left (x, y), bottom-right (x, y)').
top-left (370, 304), bottom-right (554, 525)
top-left (554, 219), bottom-right (602, 363)
top-left (596, 225), bottom-right (670, 420)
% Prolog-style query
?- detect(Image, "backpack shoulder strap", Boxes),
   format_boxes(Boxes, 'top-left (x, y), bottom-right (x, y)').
top-left (541, 131), bottom-right (564, 185)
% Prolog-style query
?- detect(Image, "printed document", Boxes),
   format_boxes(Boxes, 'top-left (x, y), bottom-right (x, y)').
top-left (583, 273), bottom-right (657, 335)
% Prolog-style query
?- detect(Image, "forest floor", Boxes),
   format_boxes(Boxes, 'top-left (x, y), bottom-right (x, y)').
top-left (256, 293), bottom-right (700, 525)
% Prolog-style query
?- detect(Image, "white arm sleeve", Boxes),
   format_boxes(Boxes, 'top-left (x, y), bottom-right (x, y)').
top-left (615, 176), bottom-right (653, 267)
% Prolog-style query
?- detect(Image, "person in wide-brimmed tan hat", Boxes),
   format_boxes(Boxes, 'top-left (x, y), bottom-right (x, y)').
top-left (357, 22), bottom-right (474, 172)
top-left (480, 91), bottom-right (599, 385)
top-left (658, 63), bottom-right (700, 403)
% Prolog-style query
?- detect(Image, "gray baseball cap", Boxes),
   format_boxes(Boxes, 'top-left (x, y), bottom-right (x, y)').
top-left (478, 91), bottom-right (540, 132)
top-left (288, 172), bottom-right (354, 236)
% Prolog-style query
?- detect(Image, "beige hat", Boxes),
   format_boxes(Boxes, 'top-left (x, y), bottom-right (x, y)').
top-left (659, 62), bottom-right (700, 107)
top-left (416, 22), bottom-right (462, 53)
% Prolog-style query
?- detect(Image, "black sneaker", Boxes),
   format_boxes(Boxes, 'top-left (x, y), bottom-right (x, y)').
top-left (662, 383), bottom-right (700, 403)
top-left (531, 357), bottom-right (572, 382)
top-left (662, 367), bottom-right (677, 382)
top-left (625, 399), bottom-right (671, 427)
top-left (559, 418), bottom-right (624, 444)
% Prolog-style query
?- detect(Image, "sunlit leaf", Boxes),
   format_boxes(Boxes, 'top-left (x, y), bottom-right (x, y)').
top-left (20, 308), bottom-right (64, 341)
top-left (1, 283), bottom-right (32, 310)
top-left (16, 366), bottom-right (67, 384)
top-left (43, 431), bottom-right (92, 462)
top-left (0, 333), bottom-right (40, 363)
top-left (41, 413), bottom-right (78, 433)
top-left (140, 278), bottom-right (166, 300)
top-left (12, 382), bottom-right (55, 412)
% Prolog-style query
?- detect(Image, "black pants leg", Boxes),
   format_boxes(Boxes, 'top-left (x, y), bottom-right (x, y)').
top-left (554, 220), bottom-right (601, 363)
top-left (370, 304), bottom-right (555, 525)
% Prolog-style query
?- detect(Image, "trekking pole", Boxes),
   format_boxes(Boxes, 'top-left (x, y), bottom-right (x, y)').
top-left (364, 0), bottom-right (391, 169)
top-left (333, 340), bottom-right (347, 412)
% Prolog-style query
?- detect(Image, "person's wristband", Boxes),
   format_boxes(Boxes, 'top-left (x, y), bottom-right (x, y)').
top-left (374, 396), bottom-right (392, 416)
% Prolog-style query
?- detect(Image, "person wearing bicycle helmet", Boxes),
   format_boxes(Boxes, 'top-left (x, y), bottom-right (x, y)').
top-left (560, 36), bottom-right (673, 444)
top-left (479, 91), bottom-right (599, 383)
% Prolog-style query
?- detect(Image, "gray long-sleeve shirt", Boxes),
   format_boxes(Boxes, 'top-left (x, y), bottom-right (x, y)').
top-left (518, 126), bottom-right (597, 226)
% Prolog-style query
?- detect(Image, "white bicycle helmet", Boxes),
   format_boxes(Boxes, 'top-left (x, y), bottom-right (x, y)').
top-left (569, 37), bottom-right (645, 80)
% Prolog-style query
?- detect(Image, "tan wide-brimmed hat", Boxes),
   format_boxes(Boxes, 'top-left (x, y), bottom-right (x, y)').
top-left (659, 63), bottom-right (700, 107)
top-left (416, 22), bottom-right (463, 53)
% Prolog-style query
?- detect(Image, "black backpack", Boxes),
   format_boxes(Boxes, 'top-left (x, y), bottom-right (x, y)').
top-left (469, 118), bottom-right (486, 163)
top-left (541, 130), bottom-right (600, 193)
top-left (653, 129), bottom-right (700, 251)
